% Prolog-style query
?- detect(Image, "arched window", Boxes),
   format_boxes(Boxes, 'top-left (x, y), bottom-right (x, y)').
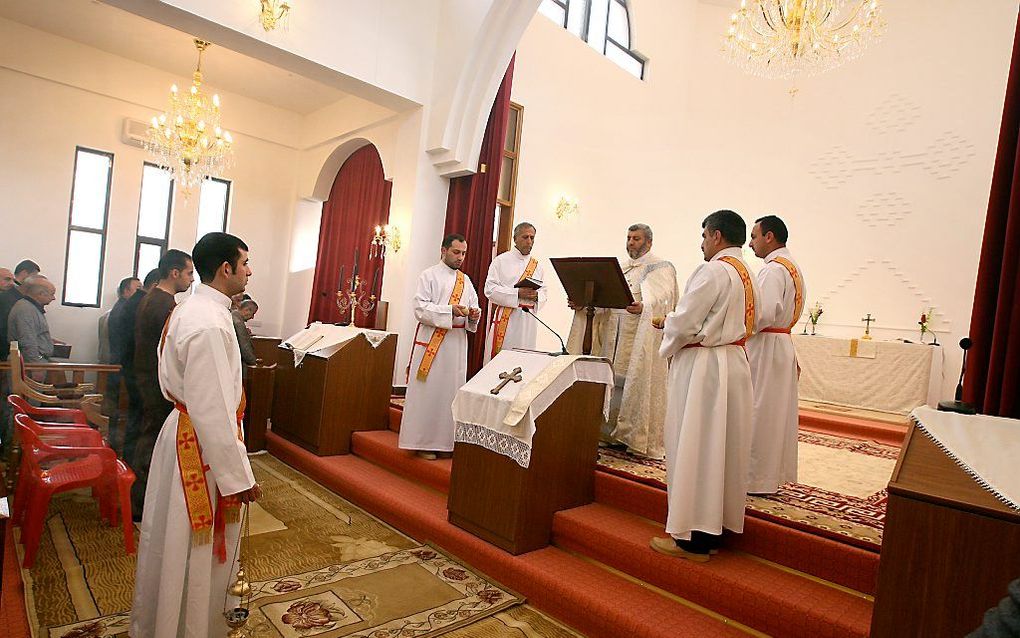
top-left (538, 0), bottom-right (646, 79)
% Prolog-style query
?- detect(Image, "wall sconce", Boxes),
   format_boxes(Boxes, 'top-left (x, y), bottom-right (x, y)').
top-left (554, 196), bottom-right (579, 220)
top-left (259, 0), bottom-right (292, 32)
top-left (370, 224), bottom-right (401, 258)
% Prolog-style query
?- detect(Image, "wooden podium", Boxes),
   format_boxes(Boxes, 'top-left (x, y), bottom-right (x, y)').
top-left (448, 376), bottom-right (607, 555)
top-left (271, 333), bottom-right (397, 455)
top-left (871, 423), bottom-right (1020, 637)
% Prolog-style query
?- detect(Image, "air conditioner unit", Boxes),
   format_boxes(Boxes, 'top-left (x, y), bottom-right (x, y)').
top-left (122, 118), bottom-right (149, 148)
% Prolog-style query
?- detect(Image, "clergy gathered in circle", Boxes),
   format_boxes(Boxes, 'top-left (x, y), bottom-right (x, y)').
top-left (401, 210), bottom-right (806, 562)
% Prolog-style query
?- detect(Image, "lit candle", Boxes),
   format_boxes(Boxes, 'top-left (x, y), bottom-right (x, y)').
top-left (337, 264), bottom-right (344, 292)
top-left (372, 269), bottom-right (380, 297)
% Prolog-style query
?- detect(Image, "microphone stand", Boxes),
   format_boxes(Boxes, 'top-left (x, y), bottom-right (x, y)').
top-left (938, 337), bottom-right (976, 414)
top-left (521, 306), bottom-right (568, 355)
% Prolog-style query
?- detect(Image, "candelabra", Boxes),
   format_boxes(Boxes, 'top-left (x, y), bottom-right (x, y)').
top-left (335, 274), bottom-right (377, 326)
top-left (370, 224), bottom-right (401, 259)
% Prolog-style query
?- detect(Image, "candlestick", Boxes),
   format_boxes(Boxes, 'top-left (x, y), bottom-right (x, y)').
top-left (372, 269), bottom-right (380, 297)
top-left (352, 248), bottom-right (360, 278)
top-left (337, 264), bottom-right (345, 292)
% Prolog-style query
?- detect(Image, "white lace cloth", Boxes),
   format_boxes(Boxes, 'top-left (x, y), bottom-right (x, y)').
top-left (910, 406), bottom-right (1020, 511)
top-left (452, 350), bottom-right (613, 468)
top-left (283, 322), bottom-right (393, 367)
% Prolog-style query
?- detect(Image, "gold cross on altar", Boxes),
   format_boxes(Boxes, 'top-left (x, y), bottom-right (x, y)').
top-left (490, 367), bottom-right (523, 395)
top-left (861, 313), bottom-right (876, 340)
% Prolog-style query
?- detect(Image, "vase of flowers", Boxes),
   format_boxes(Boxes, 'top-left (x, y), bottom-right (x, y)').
top-left (806, 302), bottom-right (823, 335)
top-left (919, 307), bottom-right (938, 345)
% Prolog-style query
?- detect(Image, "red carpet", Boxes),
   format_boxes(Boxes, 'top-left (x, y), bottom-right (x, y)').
top-left (1, 524), bottom-right (30, 638)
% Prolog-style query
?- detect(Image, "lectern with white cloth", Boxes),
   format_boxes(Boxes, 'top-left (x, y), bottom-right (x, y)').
top-left (272, 322), bottom-right (397, 455)
top-left (448, 349), bottom-right (613, 554)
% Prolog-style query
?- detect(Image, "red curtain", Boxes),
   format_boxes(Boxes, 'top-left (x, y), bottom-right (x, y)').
top-left (308, 144), bottom-right (392, 328)
top-left (444, 56), bottom-right (515, 377)
top-left (964, 14), bottom-right (1020, 418)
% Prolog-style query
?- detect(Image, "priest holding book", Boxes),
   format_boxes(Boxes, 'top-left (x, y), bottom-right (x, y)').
top-left (483, 222), bottom-right (547, 363)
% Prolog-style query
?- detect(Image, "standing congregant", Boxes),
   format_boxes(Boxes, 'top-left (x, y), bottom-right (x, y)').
top-left (651, 210), bottom-right (759, 561)
top-left (483, 222), bottom-right (546, 362)
top-left (131, 232), bottom-right (260, 638)
top-left (566, 224), bottom-right (678, 458)
top-left (400, 234), bottom-right (480, 460)
top-left (131, 249), bottom-right (194, 514)
top-left (746, 215), bottom-right (806, 494)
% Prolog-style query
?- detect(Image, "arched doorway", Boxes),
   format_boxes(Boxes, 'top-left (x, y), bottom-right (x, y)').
top-left (307, 144), bottom-right (392, 327)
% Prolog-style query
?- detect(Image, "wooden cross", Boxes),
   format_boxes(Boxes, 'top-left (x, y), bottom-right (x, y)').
top-left (490, 367), bottom-right (523, 395)
top-left (861, 313), bottom-right (876, 337)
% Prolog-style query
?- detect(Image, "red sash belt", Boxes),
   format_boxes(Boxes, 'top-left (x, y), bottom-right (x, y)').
top-left (761, 327), bottom-right (792, 334)
top-left (683, 338), bottom-right (747, 349)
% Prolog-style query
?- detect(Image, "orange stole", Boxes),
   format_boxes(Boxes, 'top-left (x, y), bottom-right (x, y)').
top-left (416, 270), bottom-right (466, 381)
top-left (718, 256), bottom-right (756, 340)
top-left (490, 257), bottom-right (539, 358)
top-left (770, 256), bottom-right (805, 331)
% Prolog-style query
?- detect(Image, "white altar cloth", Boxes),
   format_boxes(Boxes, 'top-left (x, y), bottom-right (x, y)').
top-left (283, 322), bottom-right (393, 366)
top-left (911, 406), bottom-right (1020, 511)
top-left (794, 335), bottom-right (943, 414)
top-left (452, 349), bottom-right (613, 468)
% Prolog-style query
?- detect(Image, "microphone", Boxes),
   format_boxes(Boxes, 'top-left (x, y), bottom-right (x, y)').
top-left (521, 306), bottom-right (569, 355)
top-left (938, 337), bottom-right (976, 414)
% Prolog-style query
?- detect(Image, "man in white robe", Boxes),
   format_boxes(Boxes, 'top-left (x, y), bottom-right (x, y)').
top-left (566, 224), bottom-right (678, 458)
top-left (400, 234), bottom-right (481, 460)
top-left (483, 222), bottom-right (547, 363)
top-left (132, 232), bottom-right (261, 638)
top-left (746, 215), bottom-right (806, 494)
top-left (650, 210), bottom-right (760, 562)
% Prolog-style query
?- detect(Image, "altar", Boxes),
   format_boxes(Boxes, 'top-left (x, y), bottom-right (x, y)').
top-left (794, 335), bottom-right (943, 414)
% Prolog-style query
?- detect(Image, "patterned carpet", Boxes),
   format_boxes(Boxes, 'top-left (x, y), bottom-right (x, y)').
top-left (18, 454), bottom-right (580, 638)
top-left (597, 431), bottom-right (899, 550)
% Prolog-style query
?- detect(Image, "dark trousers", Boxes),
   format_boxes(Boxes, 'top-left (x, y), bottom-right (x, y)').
top-left (120, 369), bottom-right (144, 463)
top-left (130, 377), bottom-right (172, 516)
top-left (678, 531), bottom-right (723, 554)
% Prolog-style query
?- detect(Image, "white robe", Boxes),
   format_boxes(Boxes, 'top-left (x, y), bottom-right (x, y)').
top-left (400, 262), bottom-right (480, 452)
top-left (566, 252), bottom-right (678, 458)
top-left (659, 247), bottom-right (760, 540)
top-left (482, 248), bottom-right (547, 363)
top-left (131, 284), bottom-right (256, 638)
top-left (747, 247), bottom-right (806, 493)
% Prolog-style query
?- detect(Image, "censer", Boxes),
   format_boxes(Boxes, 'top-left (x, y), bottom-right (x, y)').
top-left (224, 503), bottom-right (253, 637)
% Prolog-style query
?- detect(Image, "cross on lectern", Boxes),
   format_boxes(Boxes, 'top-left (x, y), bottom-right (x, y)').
top-left (861, 313), bottom-right (876, 339)
top-left (490, 367), bottom-right (523, 395)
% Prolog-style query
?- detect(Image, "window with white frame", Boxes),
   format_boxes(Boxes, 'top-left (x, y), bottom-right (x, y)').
top-left (134, 162), bottom-right (174, 278)
top-left (538, 0), bottom-right (646, 79)
top-left (62, 147), bottom-right (113, 307)
top-left (196, 176), bottom-right (231, 241)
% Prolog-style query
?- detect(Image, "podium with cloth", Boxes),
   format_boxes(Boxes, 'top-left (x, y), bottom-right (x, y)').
top-left (448, 349), bottom-right (613, 554)
top-left (872, 407), bottom-right (1020, 637)
top-left (271, 322), bottom-right (397, 455)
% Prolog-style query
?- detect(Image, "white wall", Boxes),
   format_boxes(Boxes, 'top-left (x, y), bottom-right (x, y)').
top-left (0, 18), bottom-right (301, 362)
top-left (510, 0), bottom-right (1018, 400)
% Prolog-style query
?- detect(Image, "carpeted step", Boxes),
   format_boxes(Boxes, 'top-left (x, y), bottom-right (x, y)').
top-left (553, 503), bottom-right (874, 638)
top-left (351, 430), bottom-right (451, 493)
top-left (388, 405), bottom-right (401, 432)
top-left (594, 471), bottom-right (881, 595)
top-left (267, 432), bottom-right (748, 638)
top-left (799, 409), bottom-right (906, 447)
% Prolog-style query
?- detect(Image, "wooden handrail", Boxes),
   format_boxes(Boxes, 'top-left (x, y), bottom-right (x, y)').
top-left (0, 362), bottom-right (120, 373)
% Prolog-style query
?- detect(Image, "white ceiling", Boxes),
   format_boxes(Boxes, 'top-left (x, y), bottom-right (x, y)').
top-left (0, 0), bottom-right (351, 115)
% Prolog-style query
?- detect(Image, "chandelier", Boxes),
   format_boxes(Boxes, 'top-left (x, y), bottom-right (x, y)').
top-left (146, 39), bottom-right (233, 193)
top-left (723, 0), bottom-right (884, 79)
top-left (259, 0), bottom-right (292, 32)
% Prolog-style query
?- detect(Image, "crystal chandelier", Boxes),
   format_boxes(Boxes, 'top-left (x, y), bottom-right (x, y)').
top-left (146, 39), bottom-right (233, 193)
top-left (723, 0), bottom-right (884, 79)
top-left (259, 0), bottom-right (292, 32)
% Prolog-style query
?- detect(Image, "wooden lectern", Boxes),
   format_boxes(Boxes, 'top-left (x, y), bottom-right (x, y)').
top-left (550, 257), bottom-right (633, 355)
top-left (448, 376), bottom-right (607, 555)
top-left (871, 424), bottom-right (1020, 637)
top-left (271, 333), bottom-right (397, 455)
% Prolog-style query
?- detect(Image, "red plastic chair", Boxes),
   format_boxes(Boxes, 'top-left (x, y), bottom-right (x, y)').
top-left (13, 414), bottom-right (135, 567)
top-left (7, 395), bottom-right (90, 426)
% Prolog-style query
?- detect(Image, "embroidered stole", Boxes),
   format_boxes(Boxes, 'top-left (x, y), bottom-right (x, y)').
top-left (416, 270), bottom-right (465, 381)
top-left (770, 257), bottom-right (805, 331)
top-left (490, 257), bottom-right (539, 358)
top-left (718, 256), bottom-right (756, 340)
